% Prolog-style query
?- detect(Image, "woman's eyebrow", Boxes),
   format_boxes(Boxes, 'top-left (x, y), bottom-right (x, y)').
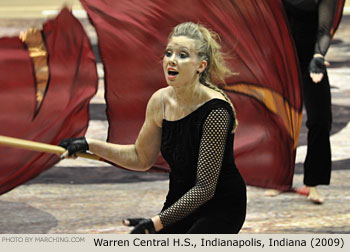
top-left (169, 42), bottom-right (190, 49)
top-left (166, 44), bottom-right (192, 53)
top-left (173, 46), bottom-right (191, 53)
top-left (179, 46), bottom-right (190, 51)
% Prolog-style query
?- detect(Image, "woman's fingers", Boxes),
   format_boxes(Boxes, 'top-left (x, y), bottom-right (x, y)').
top-left (122, 219), bottom-right (131, 226)
top-left (60, 150), bottom-right (77, 159)
top-left (310, 72), bottom-right (324, 83)
top-left (123, 218), bottom-right (145, 226)
top-left (60, 150), bottom-right (69, 159)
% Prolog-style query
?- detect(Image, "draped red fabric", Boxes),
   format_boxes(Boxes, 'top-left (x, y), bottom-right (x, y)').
top-left (332, 0), bottom-right (345, 36)
top-left (81, 0), bottom-right (302, 190)
top-left (0, 8), bottom-right (98, 195)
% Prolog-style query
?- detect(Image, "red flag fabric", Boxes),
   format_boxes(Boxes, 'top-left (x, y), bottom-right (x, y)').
top-left (0, 8), bottom-right (98, 195)
top-left (81, 0), bottom-right (302, 190)
top-left (332, 0), bottom-right (346, 36)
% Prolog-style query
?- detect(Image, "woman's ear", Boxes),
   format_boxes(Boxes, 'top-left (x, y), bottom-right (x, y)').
top-left (198, 60), bottom-right (207, 74)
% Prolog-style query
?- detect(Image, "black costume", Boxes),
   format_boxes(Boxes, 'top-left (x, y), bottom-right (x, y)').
top-left (158, 98), bottom-right (246, 233)
top-left (283, 0), bottom-right (338, 186)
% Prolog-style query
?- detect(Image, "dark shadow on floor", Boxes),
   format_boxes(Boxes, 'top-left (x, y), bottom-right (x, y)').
top-left (26, 166), bottom-right (169, 185)
top-left (0, 201), bottom-right (57, 234)
top-left (328, 60), bottom-right (350, 68)
top-left (281, 227), bottom-right (350, 234)
top-left (297, 104), bottom-right (350, 147)
top-left (89, 103), bottom-right (107, 121)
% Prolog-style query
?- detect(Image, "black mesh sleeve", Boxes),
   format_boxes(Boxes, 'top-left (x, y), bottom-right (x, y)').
top-left (314, 0), bottom-right (338, 56)
top-left (159, 108), bottom-right (231, 227)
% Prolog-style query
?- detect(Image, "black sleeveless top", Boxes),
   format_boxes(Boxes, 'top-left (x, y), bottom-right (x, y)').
top-left (158, 98), bottom-right (246, 227)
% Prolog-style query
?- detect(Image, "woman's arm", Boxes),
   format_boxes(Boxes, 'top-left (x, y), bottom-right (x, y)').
top-left (309, 0), bottom-right (338, 83)
top-left (155, 107), bottom-right (231, 229)
top-left (314, 0), bottom-right (338, 56)
top-left (87, 90), bottom-right (163, 171)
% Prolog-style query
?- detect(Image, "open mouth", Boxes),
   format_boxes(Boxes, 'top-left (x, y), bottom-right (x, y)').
top-left (168, 70), bottom-right (179, 76)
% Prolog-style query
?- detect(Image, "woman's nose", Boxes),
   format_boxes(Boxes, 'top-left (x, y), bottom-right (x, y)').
top-left (169, 54), bottom-right (176, 65)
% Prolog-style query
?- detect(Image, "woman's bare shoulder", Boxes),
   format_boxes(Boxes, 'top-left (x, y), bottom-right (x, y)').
top-left (148, 87), bottom-right (169, 106)
top-left (146, 87), bottom-right (169, 127)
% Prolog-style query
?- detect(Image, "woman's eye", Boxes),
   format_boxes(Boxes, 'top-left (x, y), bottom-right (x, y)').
top-left (179, 52), bottom-right (188, 58)
top-left (165, 50), bottom-right (172, 57)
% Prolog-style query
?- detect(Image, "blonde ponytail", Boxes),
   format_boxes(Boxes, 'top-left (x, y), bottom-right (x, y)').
top-left (169, 22), bottom-right (238, 132)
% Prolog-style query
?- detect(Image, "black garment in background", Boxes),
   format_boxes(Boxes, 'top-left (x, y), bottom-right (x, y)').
top-left (158, 99), bottom-right (246, 233)
top-left (283, 0), bottom-right (337, 186)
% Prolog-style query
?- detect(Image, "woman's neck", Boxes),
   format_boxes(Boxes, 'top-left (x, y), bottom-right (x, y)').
top-left (171, 80), bottom-right (206, 107)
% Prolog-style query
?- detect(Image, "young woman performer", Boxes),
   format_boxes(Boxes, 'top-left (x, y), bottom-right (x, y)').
top-left (282, 0), bottom-right (340, 204)
top-left (60, 22), bottom-right (247, 233)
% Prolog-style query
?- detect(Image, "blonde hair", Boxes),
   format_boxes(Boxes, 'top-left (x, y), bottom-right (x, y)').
top-left (169, 22), bottom-right (238, 132)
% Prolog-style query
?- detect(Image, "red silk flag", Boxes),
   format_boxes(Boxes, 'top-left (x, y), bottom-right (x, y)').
top-left (332, 0), bottom-right (346, 36)
top-left (0, 8), bottom-right (98, 195)
top-left (81, 0), bottom-right (302, 190)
